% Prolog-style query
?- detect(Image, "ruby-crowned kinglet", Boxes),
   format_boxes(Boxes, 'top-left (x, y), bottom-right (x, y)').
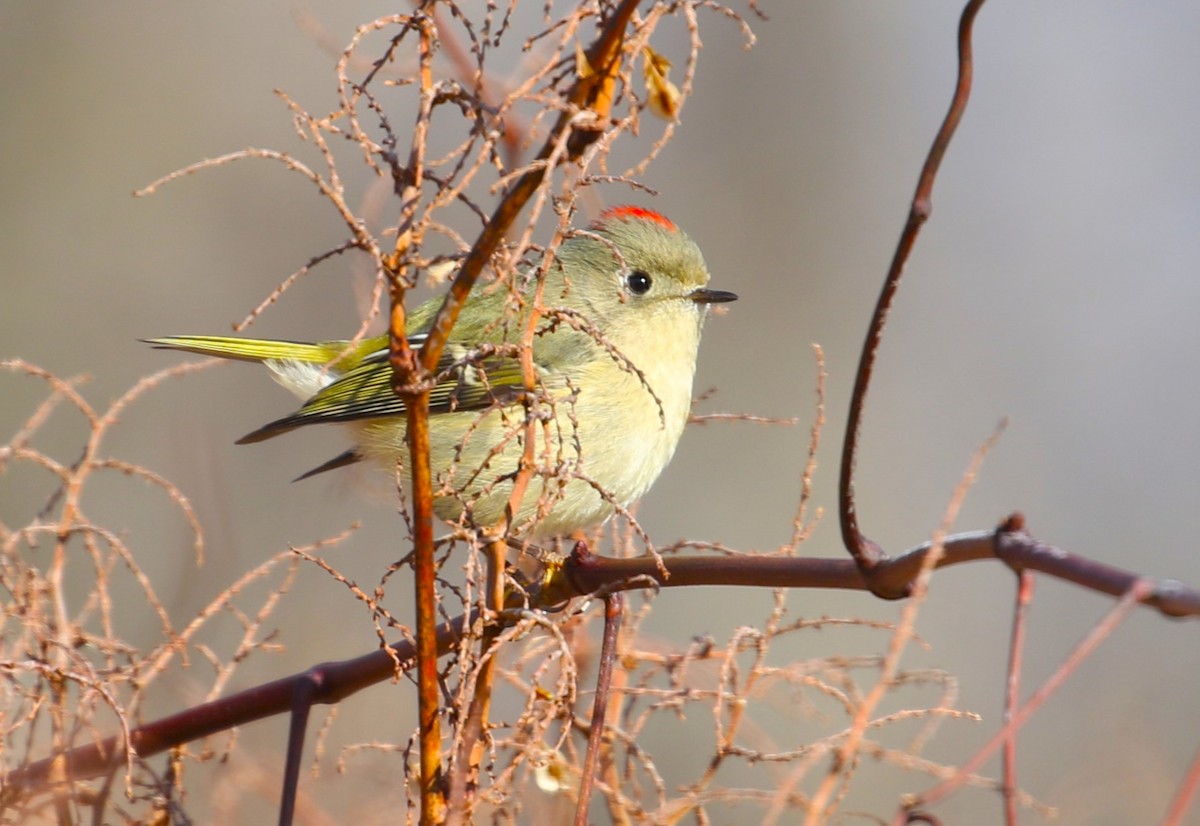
top-left (148, 206), bottom-right (735, 537)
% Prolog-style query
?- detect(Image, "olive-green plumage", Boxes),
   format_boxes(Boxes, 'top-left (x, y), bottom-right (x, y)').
top-left (148, 207), bottom-right (735, 537)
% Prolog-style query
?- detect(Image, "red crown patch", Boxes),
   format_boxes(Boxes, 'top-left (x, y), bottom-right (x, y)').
top-left (595, 205), bottom-right (677, 232)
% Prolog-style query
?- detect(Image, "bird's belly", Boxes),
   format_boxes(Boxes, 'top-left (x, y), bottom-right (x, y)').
top-left (350, 367), bottom-right (690, 538)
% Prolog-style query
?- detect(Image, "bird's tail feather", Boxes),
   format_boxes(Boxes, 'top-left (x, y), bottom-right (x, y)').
top-left (142, 335), bottom-right (348, 364)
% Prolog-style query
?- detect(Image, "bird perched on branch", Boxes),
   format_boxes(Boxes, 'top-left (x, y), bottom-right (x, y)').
top-left (148, 206), bottom-right (736, 537)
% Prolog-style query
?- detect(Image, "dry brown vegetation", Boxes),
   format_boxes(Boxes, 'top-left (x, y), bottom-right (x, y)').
top-left (3, 3), bottom-right (1198, 825)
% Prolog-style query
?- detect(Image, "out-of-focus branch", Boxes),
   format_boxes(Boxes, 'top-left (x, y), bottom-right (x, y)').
top-left (1162, 741), bottom-right (1200, 825)
top-left (1002, 570), bottom-right (1035, 823)
top-left (892, 580), bottom-right (1153, 822)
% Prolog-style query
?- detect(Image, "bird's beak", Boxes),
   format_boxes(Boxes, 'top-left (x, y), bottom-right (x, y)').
top-left (689, 288), bottom-right (738, 305)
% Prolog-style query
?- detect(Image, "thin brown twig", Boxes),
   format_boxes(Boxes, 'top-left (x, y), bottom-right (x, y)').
top-left (9, 5), bottom-right (1200, 822)
top-left (1, 615), bottom-right (473, 798)
top-left (1002, 568), bottom-right (1035, 824)
top-left (7, 521), bottom-right (1194, 808)
top-left (446, 534), bottom-right (507, 824)
top-left (789, 343), bottom-right (827, 551)
top-left (806, 416), bottom-right (1004, 824)
top-left (413, 0), bottom-right (638, 377)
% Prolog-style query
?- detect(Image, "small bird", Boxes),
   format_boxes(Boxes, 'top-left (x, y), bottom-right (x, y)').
top-left (148, 206), bottom-right (735, 537)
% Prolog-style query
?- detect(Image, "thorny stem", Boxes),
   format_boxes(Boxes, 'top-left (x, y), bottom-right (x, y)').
top-left (838, 0), bottom-right (987, 594)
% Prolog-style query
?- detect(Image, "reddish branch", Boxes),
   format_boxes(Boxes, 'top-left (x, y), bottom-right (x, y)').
top-left (0, 614), bottom-right (470, 800)
top-left (8, 522), bottom-right (1197, 802)
top-left (1001, 569), bottom-right (1035, 823)
top-left (566, 522), bottom-right (1200, 619)
top-left (574, 592), bottom-right (624, 826)
top-left (892, 580), bottom-right (1156, 822)
top-left (1163, 742), bottom-right (1200, 825)
top-left (391, 16), bottom-right (444, 821)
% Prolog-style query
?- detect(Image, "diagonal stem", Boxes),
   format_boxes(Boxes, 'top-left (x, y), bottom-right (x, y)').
top-left (898, 580), bottom-right (1151, 818)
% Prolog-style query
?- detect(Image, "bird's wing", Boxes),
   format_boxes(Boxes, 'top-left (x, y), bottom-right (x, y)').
top-left (237, 340), bottom-right (532, 444)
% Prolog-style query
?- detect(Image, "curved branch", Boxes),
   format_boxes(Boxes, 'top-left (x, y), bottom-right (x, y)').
top-left (838, 0), bottom-right (988, 594)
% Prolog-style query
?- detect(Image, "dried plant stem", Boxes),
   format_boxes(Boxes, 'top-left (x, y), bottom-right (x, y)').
top-left (1002, 569), bottom-right (1035, 824)
top-left (446, 535), bottom-right (507, 823)
top-left (806, 419), bottom-right (1002, 824)
top-left (3, 614), bottom-right (472, 796)
top-left (1162, 742), bottom-right (1200, 825)
top-left (406, 393), bottom-right (447, 825)
top-left (574, 593), bottom-right (623, 826)
top-left (7, 5), bottom-right (1200, 822)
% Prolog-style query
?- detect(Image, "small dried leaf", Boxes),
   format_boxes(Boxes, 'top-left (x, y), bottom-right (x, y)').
top-left (642, 46), bottom-right (681, 121)
top-left (575, 39), bottom-right (595, 80)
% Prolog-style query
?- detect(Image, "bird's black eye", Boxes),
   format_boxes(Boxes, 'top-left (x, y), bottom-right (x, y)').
top-left (626, 270), bottom-right (652, 295)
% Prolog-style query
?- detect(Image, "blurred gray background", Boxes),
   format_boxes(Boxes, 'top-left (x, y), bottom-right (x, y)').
top-left (3, 2), bottom-right (1200, 823)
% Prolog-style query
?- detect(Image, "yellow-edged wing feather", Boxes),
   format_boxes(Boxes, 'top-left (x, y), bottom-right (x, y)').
top-left (147, 334), bottom-right (536, 453)
top-left (238, 343), bottom-right (531, 442)
top-left (143, 335), bottom-right (381, 368)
